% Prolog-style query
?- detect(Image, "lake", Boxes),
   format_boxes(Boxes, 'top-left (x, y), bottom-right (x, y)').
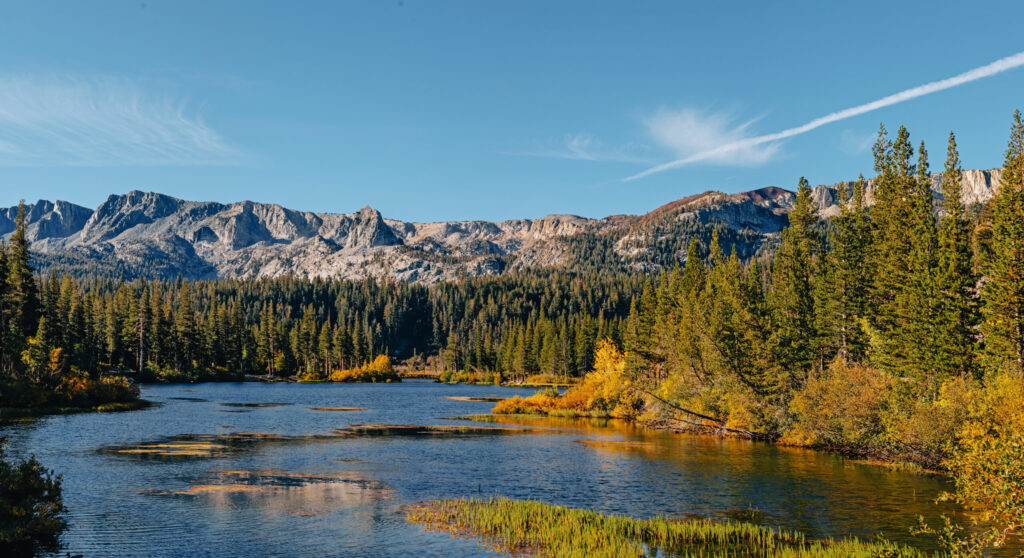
top-left (1, 380), bottom-right (960, 557)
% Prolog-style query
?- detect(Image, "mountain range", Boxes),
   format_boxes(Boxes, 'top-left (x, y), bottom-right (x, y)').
top-left (2, 169), bottom-right (1002, 284)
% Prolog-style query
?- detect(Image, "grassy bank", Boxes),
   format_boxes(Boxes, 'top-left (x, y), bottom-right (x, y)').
top-left (405, 497), bottom-right (932, 558)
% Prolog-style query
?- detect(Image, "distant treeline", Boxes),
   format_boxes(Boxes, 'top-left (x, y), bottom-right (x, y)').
top-left (11, 252), bottom-right (641, 382)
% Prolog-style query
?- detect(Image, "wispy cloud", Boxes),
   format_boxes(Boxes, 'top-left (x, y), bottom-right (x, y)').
top-left (0, 75), bottom-right (239, 166)
top-left (625, 50), bottom-right (1024, 181)
top-left (839, 128), bottom-right (875, 156)
top-left (643, 108), bottom-right (782, 167)
top-left (512, 133), bottom-right (653, 164)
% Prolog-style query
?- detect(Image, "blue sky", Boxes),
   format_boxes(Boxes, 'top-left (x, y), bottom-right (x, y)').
top-left (1, 1), bottom-right (1023, 222)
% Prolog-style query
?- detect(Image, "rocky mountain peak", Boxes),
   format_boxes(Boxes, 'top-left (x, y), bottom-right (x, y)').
top-left (347, 205), bottom-right (400, 249)
top-left (10, 167), bottom-right (1007, 284)
top-left (81, 191), bottom-right (184, 242)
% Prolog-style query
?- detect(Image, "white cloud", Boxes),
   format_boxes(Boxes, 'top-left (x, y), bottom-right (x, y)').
top-left (643, 108), bottom-right (782, 167)
top-left (0, 75), bottom-right (239, 166)
top-left (839, 128), bottom-right (875, 155)
top-left (625, 50), bottom-right (1024, 181)
top-left (513, 133), bottom-right (653, 164)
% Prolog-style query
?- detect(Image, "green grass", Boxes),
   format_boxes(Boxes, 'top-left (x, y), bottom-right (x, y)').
top-left (406, 497), bottom-right (935, 558)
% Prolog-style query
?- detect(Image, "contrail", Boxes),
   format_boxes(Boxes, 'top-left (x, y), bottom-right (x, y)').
top-left (624, 51), bottom-right (1024, 182)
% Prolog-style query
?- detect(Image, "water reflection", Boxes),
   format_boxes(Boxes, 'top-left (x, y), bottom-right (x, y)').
top-left (0, 381), bottom-right (973, 557)
top-left (143, 468), bottom-right (395, 516)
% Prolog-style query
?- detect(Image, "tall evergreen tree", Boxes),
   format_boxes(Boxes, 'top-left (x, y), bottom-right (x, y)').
top-left (3, 201), bottom-right (41, 374)
top-left (933, 131), bottom-right (979, 378)
top-left (896, 141), bottom-right (943, 384)
top-left (981, 110), bottom-right (1024, 376)
top-left (814, 176), bottom-right (872, 363)
top-left (768, 177), bottom-right (819, 387)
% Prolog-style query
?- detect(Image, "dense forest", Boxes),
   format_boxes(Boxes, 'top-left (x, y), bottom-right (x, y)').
top-left (0, 201), bottom-right (641, 396)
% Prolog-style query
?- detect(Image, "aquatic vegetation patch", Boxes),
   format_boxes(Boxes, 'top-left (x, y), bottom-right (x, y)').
top-left (220, 402), bottom-right (291, 408)
top-left (406, 498), bottom-right (933, 557)
top-left (720, 507), bottom-right (771, 523)
top-left (334, 424), bottom-right (546, 438)
top-left (453, 414), bottom-right (630, 434)
top-left (100, 432), bottom-right (336, 459)
top-left (101, 424), bottom-right (540, 461)
top-left (143, 468), bottom-right (394, 515)
top-left (444, 396), bottom-right (507, 403)
top-left (305, 406), bottom-right (367, 412)
top-left (573, 439), bottom-right (658, 452)
top-left (846, 459), bottom-right (944, 476)
top-left (95, 400), bottom-right (154, 413)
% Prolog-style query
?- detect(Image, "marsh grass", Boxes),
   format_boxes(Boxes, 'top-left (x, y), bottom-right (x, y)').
top-left (846, 459), bottom-right (944, 476)
top-left (334, 424), bottom-right (545, 438)
top-left (102, 424), bottom-right (544, 460)
top-left (444, 396), bottom-right (507, 402)
top-left (574, 439), bottom-right (658, 452)
top-left (406, 498), bottom-right (935, 558)
top-left (100, 432), bottom-right (336, 459)
top-left (220, 402), bottom-right (291, 408)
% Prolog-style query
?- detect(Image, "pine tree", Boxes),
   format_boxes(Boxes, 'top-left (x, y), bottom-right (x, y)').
top-left (933, 132), bottom-right (979, 378)
top-left (3, 201), bottom-right (41, 374)
top-left (814, 176), bottom-right (872, 363)
top-left (174, 284), bottom-right (197, 371)
top-left (981, 110), bottom-right (1024, 376)
top-left (768, 177), bottom-right (819, 387)
top-left (869, 125), bottom-right (942, 380)
top-left (896, 141), bottom-right (942, 384)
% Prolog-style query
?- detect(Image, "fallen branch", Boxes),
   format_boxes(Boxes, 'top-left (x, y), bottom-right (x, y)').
top-left (630, 386), bottom-right (769, 440)
top-left (629, 386), bottom-right (724, 424)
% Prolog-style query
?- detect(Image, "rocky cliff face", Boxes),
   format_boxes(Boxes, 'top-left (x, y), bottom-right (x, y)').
top-left (7, 168), bottom-right (1003, 283)
top-left (813, 168), bottom-right (1002, 217)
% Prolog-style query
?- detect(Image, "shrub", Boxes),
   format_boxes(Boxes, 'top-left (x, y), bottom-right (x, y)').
top-left (784, 359), bottom-right (891, 449)
top-left (0, 379), bottom-right (48, 409)
top-left (883, 376), bottom-right (974, 459)
top-left (329, 355), bottom-right (400, 383)
top-left (296, 370), bottom-right (325, 382)
top-left (439, 369), bottom-right (497, 385)
top-left (0, 442), bottom-right (65, 556)
top-left (55, 370), bottom-right (139, 407)
top-left (918, 372), bottom-right (1024, 556)
top-left (492, 340), bottom-right (641, 419)
top-left (92, 376), bottom-right (140, 403)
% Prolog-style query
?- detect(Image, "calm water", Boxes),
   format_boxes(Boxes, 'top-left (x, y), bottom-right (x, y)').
top-left (2, 381), bottom-right (961, 557)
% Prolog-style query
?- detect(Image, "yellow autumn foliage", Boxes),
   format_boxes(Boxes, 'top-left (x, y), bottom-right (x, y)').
top-left (328, 355), bottom-right (400, 383)
top-left (492, 340), bottom-right (642, 418)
